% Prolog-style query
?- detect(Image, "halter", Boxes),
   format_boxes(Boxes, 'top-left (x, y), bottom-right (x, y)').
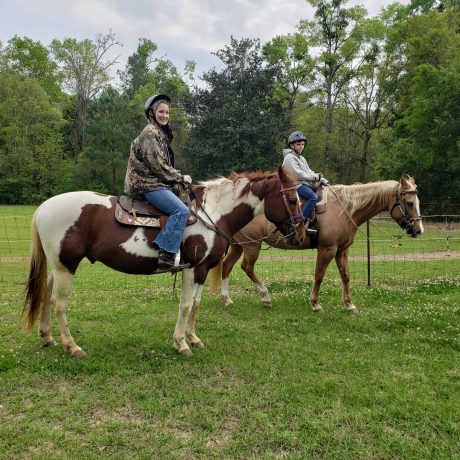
top-left (390, 187), bottom-right (423, 231)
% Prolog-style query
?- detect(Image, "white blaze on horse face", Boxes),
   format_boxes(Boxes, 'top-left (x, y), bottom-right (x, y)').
top-left (415, 196), bottom-right (424, 234)
top-left (120, 227), bottom-right (158, 258)
top-left (35, 191), bottom-right (113, 264)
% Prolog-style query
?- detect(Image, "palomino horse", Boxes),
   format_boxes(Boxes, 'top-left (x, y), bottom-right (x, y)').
top-left (23, 165), bottom-right (305, 356)
top-left (210, 175), bottom-right (424, 313)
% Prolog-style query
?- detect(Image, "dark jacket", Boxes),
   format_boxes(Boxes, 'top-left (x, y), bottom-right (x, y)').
top-left (124, 122), bottom-right (183, 197)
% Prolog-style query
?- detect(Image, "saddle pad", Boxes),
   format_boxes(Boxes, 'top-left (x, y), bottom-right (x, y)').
top-left (316, 188), bottom-right (327, 214)
top-left (115, 196), bottom-right (198, 227)
top-left (115, 203), bottom-right (162, 227)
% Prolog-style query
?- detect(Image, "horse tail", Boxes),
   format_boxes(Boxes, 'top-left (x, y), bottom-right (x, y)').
top-left (208, 258), bottom-right (223, 294)
top-left (23, 213), bottom-right (48, 331)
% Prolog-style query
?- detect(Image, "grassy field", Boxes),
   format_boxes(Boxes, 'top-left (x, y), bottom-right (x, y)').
top-left (1, 275), bottom-right (459, 459)
top-left (0, 205), bottom-right (459, 458)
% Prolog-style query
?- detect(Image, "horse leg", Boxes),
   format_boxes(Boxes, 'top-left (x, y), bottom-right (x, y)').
top-left (220, 244), bottom-right (244, 306)
top-left (310, 247), bottom-right (336, 313)
top-left (335, 248), bottom-right (357, 313)
top-left (241, 246), bottom-right (272, 307)
top-left (52, 268), bottom-right (86, 358)
top-left (185, 284), bottom-right (204, 348)
top-left (39, 273), bottom-right (57, 347)
top-left (173, 268), bottom-right (200, 356)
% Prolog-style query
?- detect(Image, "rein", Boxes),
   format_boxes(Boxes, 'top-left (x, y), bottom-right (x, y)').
top-left (190, 176), bottom-right (301, 246)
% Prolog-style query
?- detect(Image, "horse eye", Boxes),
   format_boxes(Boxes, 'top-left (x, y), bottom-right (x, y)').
top-left (289, 199), bottom-right (297, 205)
top-left (407, 202), bottom-right (414, 207)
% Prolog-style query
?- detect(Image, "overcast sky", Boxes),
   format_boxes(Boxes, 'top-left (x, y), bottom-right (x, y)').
top-left (0, 0), bottom-right (406, 84)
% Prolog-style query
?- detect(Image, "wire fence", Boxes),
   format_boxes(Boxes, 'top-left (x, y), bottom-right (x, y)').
top-left (0, 205), bottom-right (459, 302)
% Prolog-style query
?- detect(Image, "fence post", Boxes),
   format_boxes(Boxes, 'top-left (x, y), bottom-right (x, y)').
top-left (367, 220), bottom-right (371, 286)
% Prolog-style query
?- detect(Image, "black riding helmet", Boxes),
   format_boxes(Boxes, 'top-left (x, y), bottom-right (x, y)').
top-left (144, 94), bottom-right (171, 121)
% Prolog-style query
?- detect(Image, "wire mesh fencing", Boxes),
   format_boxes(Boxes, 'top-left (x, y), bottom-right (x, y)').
top-left (0, 205), bottom-right (459, 303)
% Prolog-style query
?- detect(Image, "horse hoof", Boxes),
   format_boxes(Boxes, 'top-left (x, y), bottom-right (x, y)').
top-left (348, 308), bottom-right (358, 315)
top-left (262, 301), bottom-right (272, 308)
top-left (313, 307), bottom-right (324, 314)
top-left (223, 298), bottom-right (234, 307)
top-left (71, 348), bottom-right (87, 358)
top-left (191, 341), bottom-right (204, 349)
top-left (178, 348), bottom-right (193, 356)
top-left (43, 339), bottom-right (57, 347)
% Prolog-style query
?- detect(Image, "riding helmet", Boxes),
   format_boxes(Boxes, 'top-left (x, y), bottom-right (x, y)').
top-left (287, 131), bottom-right (307, 145)
top-left (144, 94), bottom-right (171, 120)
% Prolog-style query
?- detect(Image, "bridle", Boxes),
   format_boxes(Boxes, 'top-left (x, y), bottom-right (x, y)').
top-left (390, 186), bottom-right (423, 232)
top-left (275, 179), bottom-right (304, 232)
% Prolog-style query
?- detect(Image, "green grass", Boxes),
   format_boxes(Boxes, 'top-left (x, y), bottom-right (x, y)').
top-left (0, 205), bottom-right (459, 458)
top-left (1, 272), bottom-right (459, 458)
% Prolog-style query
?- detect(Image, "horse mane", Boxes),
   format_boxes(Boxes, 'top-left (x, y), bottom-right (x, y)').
top-left (330, 180), bottom-right (398, 215)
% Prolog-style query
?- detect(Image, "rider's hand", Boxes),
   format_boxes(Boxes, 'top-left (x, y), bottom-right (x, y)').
top-left (320, 178), bottom-right (330, 186)
top-left (182, 175), bottom-right (192, 184)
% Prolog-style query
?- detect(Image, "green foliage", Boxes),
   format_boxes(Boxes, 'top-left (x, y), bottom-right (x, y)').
top-left (0, 35), bottom-right (63, 102)
top-left (186, 37), bottom-right (287, 179)
top-left (0, 71), bottom-right (73, 204)
top-left (118, 38), bottom-right (158, 98)
top-left (375, 7), bottom-right (460, 199)
top-left (262, 33), bottom-right (315, 119)
top-left (76, 88), bottom-right (137, 194)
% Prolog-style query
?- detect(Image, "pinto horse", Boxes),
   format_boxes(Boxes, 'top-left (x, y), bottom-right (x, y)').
top-left (23, 165), bottom-right (305, 356)
top-left (210, 175), bottom-right (424, 313)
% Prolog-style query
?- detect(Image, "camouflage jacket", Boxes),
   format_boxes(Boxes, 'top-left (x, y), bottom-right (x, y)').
top-left (124, 122), bottom-right (183, 197)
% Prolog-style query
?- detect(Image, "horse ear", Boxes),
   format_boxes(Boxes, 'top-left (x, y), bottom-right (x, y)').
top-left (400, 174), bottom-right (410, 189)
top-left (278, 164), bottom-right (287, 182)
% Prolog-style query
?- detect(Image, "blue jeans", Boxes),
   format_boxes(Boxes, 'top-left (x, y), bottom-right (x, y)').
top-left (297, 184), bottom-right (317, 221)
top-left (144, 189), bottom-right (190, 254)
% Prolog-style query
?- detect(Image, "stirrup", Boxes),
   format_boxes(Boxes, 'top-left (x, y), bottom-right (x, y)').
top-left (304, 218), bottom-right (317, 235)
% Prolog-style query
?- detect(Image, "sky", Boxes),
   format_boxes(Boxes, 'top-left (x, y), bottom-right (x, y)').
top-left (0, 0), bottom-right (406, 84)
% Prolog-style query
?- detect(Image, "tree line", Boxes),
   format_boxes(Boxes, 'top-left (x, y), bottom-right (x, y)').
top-left (0, 0), bottom-right (458, 206)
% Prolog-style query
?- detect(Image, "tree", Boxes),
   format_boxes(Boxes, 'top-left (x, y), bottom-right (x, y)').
top-left (185, 37), bottom-right (287, 179)
top-left (0, 36), bottom-right (63, 102)
top-left (118, 38), bottom-right (158, 98)
top-left (375, 6), bottom-right (460, 201)
top-left (50, 31), bottom-right (121, 155)
top-left (262, 33), bottom-right (315, 125)
top-left (298, 0), bottom-right (366, 162)
top-left (340, 18), bottom-right (393, 181)
top-left (0, 70), bottom-right (72, 203)
top-left (75, 87), bottom-right (137, 194)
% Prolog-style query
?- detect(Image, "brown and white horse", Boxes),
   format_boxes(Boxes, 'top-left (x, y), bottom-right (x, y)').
top-left (23, 165), bottom-right (305, 356)
top-left (210, 175), bottom-right (424, 313)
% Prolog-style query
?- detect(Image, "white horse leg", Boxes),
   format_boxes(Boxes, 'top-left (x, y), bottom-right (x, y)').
top-left (335, 248), bottom-right (358, 313)
top-left (52, 268), bottom-right (86, 358)
top-left (39, 273), bottom-right (57, 347)
top-left (254, 282), bottom-right (272, 307)
top-left (310, 247), bottom-right (336, 313)
top-left (186, 284), bottom-right (204, 348)
top-left (220, 277), bottom-right (234, 306)
top-left (173, 268), bottom-right (199, 356)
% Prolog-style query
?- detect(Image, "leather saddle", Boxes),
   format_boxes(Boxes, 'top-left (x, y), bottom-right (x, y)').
top-left (115, 195), bottom-right (198, 228)
top-left (299, 182), bottom-right (328, 216)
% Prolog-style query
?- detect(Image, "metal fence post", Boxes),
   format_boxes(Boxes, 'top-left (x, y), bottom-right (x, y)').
top-left (367, 220), bottom-right (371, 286)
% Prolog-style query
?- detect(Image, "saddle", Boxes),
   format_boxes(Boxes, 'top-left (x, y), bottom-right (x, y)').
top-left (115, 194), bottom-right (198, 228)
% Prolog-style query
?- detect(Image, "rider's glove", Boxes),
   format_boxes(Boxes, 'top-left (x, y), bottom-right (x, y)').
top-left (320, 178), bottom-right (330, 186)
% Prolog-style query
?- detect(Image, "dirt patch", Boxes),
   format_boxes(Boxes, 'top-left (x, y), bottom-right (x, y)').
top-left (258, 250), bottom-right (460, 262)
